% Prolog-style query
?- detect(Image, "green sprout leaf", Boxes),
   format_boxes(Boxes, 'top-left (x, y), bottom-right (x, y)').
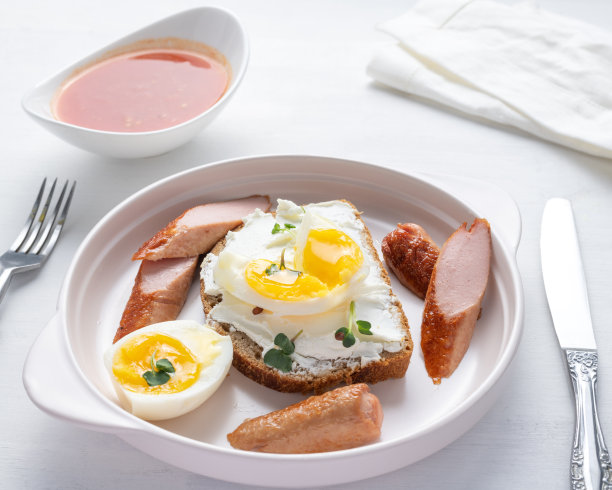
top-left (335, 301), bottom-right (375, 347)
top-left (142, 350), bottom-right (175, 387)
top-left (342, 331), bottom-right (356, 348)
top-left (263, 330), bottom-right (302, 372)
top-left (356, 320), bottom-right (373, 335)
top-left (271, 223), bottom-right (296, 234)
top-left (265, 249), bottom-right (302, 278)
top-left (274, 333), bottom-right (295, 355)
top-left (155, 358), bottom-right (175, 373)
top-left (142, 370), bottom-right (171, 386)
top-left (265, 263), bottom-right (280, 275)
top-left (263, 348), bottom-right (293, 372)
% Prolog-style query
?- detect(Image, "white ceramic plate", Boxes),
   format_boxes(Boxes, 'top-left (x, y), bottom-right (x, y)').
top-left (23, 155), bottom-right (523, 487)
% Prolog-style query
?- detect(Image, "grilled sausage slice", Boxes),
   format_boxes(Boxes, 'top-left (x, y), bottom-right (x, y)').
top-left (113, 256), bottom-right (198, 343)
top-left (420, 218), bottom-right (491, 383)
top-left (132, 195), bottom-right (271, 260)
top-left (381, 223), bottom-right (440, 298)
top-left (227, 384), bottom-right (383, 453)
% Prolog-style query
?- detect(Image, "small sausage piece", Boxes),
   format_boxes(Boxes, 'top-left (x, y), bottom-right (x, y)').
top-left (227, 384), bottom-right (383, 453)
top-left (421, 219), bottom-right (492, 383)
top-left (381, 223), bottom-right (440, 298)
top-left (132, 195), bottom-right (271, 260)
top-left (113, 256), bottom-right (198, 343)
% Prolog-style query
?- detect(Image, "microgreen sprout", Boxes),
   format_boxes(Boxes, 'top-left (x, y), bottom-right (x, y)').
top-left (335, 301), bottom-right (373, 348)
top-left (334, 326), bottom-right (355, 347)
top-left (265, 263), bottom-right (280, 276)
top-left (142, 349), bottom-right (176, 387)
top-left (271, 223), bottom-right (296, 234)
top-left (264, 249), bottom-right (302, 277)
top-left (263, 330), bottom-right (303, 372)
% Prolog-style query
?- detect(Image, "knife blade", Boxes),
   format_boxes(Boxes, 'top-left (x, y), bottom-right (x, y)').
top-left (541, 198), bottom-right (596, 350)
top-left (540, 198), bottom-right (611, 490)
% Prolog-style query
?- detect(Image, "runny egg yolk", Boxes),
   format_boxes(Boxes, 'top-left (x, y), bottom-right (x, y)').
top-left (244, 228), bottom-right (363, 301)
top-left (300, 228), bottom-right (363, 288)
top-left (112, 333), bottom-right (201, 394)
top-left (245, 259), bottom-right (330, 301)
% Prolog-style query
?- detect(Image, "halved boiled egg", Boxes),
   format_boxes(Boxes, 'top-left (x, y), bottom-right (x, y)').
top-left (104, 320), bottom-right (232, 420)
top-left (213, 209), bottom-right (368, 315)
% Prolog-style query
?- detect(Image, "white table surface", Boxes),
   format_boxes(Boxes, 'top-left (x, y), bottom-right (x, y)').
top-left (3, 0), bottom-right (612, 488)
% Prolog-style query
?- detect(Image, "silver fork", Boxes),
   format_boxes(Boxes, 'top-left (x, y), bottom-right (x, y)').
top-left (0, 178), bottom-right (76, 304)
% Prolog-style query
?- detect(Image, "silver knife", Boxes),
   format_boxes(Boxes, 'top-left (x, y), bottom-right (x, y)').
top-left (541, 198), bottom-right (611, 490)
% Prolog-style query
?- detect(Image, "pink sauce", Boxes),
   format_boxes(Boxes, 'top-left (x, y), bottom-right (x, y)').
top-left (53, 48), bottom-right (229, 132)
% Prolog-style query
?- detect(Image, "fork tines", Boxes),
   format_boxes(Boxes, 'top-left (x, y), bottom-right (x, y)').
top-left (11, 178), bottom-right (76, 257)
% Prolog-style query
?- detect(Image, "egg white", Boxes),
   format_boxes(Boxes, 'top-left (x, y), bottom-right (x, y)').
top-left (201, 199), bottom-right (404, 364)
top-left (104, 320), bottom-right (232, 421)
top-left (212, 205), bottom-right (369, 315)
top-left (202, 200), bottom-right (405, 366)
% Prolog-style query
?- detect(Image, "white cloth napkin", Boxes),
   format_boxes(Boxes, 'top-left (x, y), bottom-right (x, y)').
top-left (367, 0), bottom-right (612, 159)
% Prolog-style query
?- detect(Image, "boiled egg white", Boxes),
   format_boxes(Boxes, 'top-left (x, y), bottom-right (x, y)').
top-left (203, 200), bottom-right (405, 364)
top-left (212, 208), bottom-right (369, 315)
top-left (104, 320), bottom-right (232, 420)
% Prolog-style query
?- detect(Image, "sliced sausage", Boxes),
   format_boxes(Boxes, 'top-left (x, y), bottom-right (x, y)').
top-left (420, 218), bottom-right (491, 383)
top-left (227, 383), bottom-right (383, 453)
top-left (132, 195), bottom-right (271, 260)
top-left (113, 256), bottom-right (199, 343)
top-left (381, 223), bottom-right (440, 298)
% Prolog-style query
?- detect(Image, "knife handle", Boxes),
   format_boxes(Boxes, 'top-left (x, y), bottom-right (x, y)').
top-left (565, 350), bottom-right (612, 489)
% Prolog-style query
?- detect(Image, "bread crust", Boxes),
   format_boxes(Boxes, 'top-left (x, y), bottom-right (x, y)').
top-left (200, 201), bottom-right (413, 394)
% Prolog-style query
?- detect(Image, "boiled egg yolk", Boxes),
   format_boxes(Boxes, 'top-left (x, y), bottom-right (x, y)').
top-left (299, 228), bottom-right (363, 288)
top-left (244, 228), bottom-right (363, 301)
top-left (112, 332), bottom-right (205, 394)
top-left (244, 259), bottom-right (329, 301)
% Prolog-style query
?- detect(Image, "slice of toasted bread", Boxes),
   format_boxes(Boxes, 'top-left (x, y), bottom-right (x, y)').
top-left (200, 200), bottom-right (412, 394)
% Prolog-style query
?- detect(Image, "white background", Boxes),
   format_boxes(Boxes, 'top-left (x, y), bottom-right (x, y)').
top-left (2, 0), bottom-right (612, 488)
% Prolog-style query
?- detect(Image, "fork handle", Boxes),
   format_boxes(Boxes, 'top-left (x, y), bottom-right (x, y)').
top-left (566, 350), bottom-right (612, 489)
top-left (0, 264), bottom-right (15, 304)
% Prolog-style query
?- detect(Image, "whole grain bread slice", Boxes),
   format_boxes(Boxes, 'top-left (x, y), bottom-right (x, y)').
top-left (200, 201), bottom-right (413, 394)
